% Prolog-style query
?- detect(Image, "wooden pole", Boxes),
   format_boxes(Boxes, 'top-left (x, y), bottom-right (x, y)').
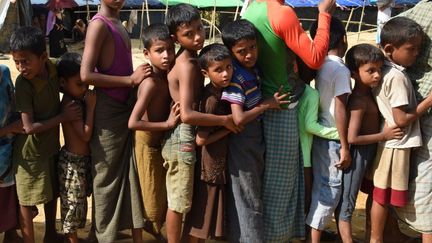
top-left (357, 0), bottom-right (366, 41)
top-left (139, 1), bottom-right (145, 49)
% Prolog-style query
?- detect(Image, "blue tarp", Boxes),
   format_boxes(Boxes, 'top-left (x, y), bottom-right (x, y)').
top-left (30, 0), bottom-right (163, 7)
top-left (285, 0), bottom-right (420, 7)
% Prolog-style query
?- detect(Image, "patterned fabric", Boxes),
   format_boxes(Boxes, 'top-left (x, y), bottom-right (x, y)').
top-left (261, 109), bottom-right (305, 242)
top-left (58, 148), bottom-right (91, 234)
top-left (221, 61), bottom-right (262, 110)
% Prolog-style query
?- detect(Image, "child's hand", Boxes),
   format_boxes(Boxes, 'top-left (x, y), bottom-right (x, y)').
top-left (319, 0), bottom-right (336, 14)
top-left (62, 101), bottom-right (82, 122)
top-left (84, 89), bottom-right (97, 109)
top-left (10, 120), bottom-right (24, 134)
top-left (167, 102), bottom-right (180, 129)
top-left (224, 115), bottom-right (243, 134)
top-left (335, 147), bottom-right (351, 170)
top-left (130, 63), bottom-right (152, 87)
top-left (382, 123), bottom-right (404, 140)
top-left (264, 86), bottom-right (290, 109)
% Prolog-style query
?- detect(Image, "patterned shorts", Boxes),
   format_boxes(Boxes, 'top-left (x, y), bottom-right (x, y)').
top-left (58, 147), bottom-right (91, 234)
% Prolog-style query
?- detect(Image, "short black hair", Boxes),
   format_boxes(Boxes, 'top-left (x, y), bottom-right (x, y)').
top-left (166, 3), bottom-right (201, 35)
top-left (142, 23), bottom-right (172, 49)
top-left (57, 52), bottom-right (82, 79)
top-left (221, 19), bottom-right (257, 50)
top-left (345, 43), bottom-right (385, 72)
top-left (310, 16), bottom-right (346, 50)
top-left (380, 17), bottom-right (423, 48)
top-left (198, 43), bottom-right (231, 70)
top-left (10, 26), bottom-right (46, 56)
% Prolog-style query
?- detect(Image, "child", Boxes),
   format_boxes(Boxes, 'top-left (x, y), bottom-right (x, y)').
top-left (184, 43), bottom-right (233, 242)
top-left (370, 17), bottom-right (432, 243)
top-left (339, 44), bottom-right (403, 243)
top-left (306, 17), bottom-right (351, 243)
top-left (80, 0), bottom-right (152, 241)
top-left (0, 64), bottom-right (23, 243)
top-left (128, 23), bottom-right (179, 239)
top-left (10, 26), bottom-right (81, 243)
top-left (57, 52), bottom-right (95, 243)
top-left (163, 4), bottom-right (239, 242)
top-left (220, 19), bottom-right (288, 243)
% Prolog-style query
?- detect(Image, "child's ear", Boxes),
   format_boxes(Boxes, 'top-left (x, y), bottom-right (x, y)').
top-left (201, 69), bottom-right (209, 78)
top-left (143, 48), bottom-right (150, 59)
top-left (171, 34), bottom-right (178, 43)
top-left (59, 77), bottom-right (66, 92)
top-left (40, 51), bottom-right (48, 62)
top-left (383, 44), bottom-right (394, 57)
top-left (351, 70), bottom-right (359, 80)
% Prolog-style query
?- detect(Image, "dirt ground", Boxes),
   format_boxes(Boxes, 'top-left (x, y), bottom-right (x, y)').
top-left (0, 31), bottom-right (421, 243)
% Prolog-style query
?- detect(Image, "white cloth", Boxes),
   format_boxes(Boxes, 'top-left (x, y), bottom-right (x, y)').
top-left (127, 9), bottom-right (138, 33)
top-left (373, 60), bottom-right (422, 148)
top-left (315, 55), bottom-right (352, 128)
top-left (0, 0), bottom-right (10, 30)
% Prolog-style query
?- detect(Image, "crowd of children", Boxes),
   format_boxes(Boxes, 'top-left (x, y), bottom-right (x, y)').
top-left (1, 0), bottom-right (432, 243)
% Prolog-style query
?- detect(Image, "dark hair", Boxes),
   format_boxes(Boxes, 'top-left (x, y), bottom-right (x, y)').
top-left (380, 17), bottom-right (423, 48)
top-left (142, 23), bottom-right (172, 49)
top-left (10, 26), bottom-right (46, 56)
top-left (345, 43), bottom-right (385, 72)
top-left (57, 52), bottom-right (82, 79)
top-left (198, 43), bottom-right (231, 70)
top-left (310, 16), bottom-right (346, 50)
top-left (166, 3), bottom-right (201, 35)
top-left (221, 19), bottom-right (257, 50)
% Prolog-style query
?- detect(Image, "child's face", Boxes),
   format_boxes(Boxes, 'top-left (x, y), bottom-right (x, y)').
top-left (173, 19), bottom-right (205, 52)
top-left (102, 0), bottom-right (125, 10)
top-left (387, 36), bottom-right (422, 67)
top-left (355, 61), bottom-right (383, 88)
top-left (231, 38), bottom-right (258, 69)
top-left (62, 73), bottom-right (88, 99)
top-left (202, 58), bottom-right (233, 89)
top-left (12, 50), bottom-right (47, 80)
top-left (144, 39), bottom-right (175, 71)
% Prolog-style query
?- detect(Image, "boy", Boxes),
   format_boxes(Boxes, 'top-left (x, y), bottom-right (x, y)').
top-left (0, 64), bottom-right (23, 243)
top-left (128, 23), bottom-right (179, 239)
top-left (306, 17), bottom-right (351, 243)
top-left (340, 44), bottom-right (403, 243)
top-left (220, 19), bottom-right (288, 243)
top-left (184, 43), bottom-right (233, 242)
top-left (57, 52), bottom-right (95, 243)
top-left (370, 17), bottom-right (432, 243)
top-left (10, 26), bottom-right (81, 243)
top-left (164, 4), bottom-right (239, 242)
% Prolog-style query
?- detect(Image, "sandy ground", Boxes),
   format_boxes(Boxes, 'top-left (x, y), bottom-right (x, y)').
top-left (0, 31), bottom-right (420, 242)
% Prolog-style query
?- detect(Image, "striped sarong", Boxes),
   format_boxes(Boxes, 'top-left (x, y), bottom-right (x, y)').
top-left (262, 108), bottom-right (305, 242)
top-left (396, 114), bottom-right (432, 233)
top-left (90, 90), bottom-right (145, 242)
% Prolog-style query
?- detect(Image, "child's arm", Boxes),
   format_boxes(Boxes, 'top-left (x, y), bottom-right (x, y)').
top-left (178, 63), bottom-right (239, 133)
top-left (392, 94), bottom-right (432, 127)
top-left (196, 129), bottom-right (230, 146)
top-left (231, 87), bottom-right (289, 126)
top-left (348, 100), bottom-right (403, 145)
top-left (68, 90), bottom-right (96, 142)
top-left (128, 80), bottom-right (180, 131)
top-left (22, 101), bottom-right (81, 135)
top-left (80, 20), bottom-right (152, 87)
top-left (0, 120), bottom-right (24, 137)
top-left (334, 93), bottom-right (351, 169)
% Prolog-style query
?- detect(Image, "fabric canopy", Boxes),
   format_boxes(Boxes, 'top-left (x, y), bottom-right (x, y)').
top-left (31, 0), bottom-right (163, 7)
top-left (159, 0), bottom-right (243, 8)
top-left (284, 0), bottom-right (420, 7)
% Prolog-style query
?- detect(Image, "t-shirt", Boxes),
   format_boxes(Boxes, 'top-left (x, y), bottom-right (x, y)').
top-left (315, 55), bottom-right (352, 127)
top-left (198, 83), bottom-right (230, 184)
top-left (13, 59), bottom-right (60, 162)
top-left (221, 61), bottom-right (262, 111)
top-left (0, 65), bottom-right (18, 187)
top-left (373, 60), bottom-right (422, 148)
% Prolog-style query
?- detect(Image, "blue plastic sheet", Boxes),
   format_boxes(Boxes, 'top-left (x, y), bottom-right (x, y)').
top-left (284, 0), bottom-right (419, 7)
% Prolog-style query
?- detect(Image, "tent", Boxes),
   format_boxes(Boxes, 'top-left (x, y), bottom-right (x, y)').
top-left (284, 0), bottom-right (420, 7)
top-left (159, 0), bottom-right (243, 8)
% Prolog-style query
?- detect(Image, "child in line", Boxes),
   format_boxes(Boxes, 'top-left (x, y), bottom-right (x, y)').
top-left (184, 43), bottom-right (233, 242)
top-left (163, 4), bottom-right (239, 242)
top-left (0, 64), bottom-right (23, 243)
top-left (221, 19), bottom-right (288, 243)
top-left (57, 53), bottom-right (96, 243)
top-left (339, 44), bottom-right (403, 243)
top-left (80, 0), bottom-right (152, 241)
top-left (10, 26), bottom-right (81, 243)
top-left (306, 17), bottom-right (351, 243)
top-left (128, 23), bottom-right (179, 240)
top-left (370, 17), bottom-right (432, 243)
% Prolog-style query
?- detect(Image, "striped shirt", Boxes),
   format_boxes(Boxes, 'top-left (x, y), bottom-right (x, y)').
top-left (221, 61), bottom-right (262, 110)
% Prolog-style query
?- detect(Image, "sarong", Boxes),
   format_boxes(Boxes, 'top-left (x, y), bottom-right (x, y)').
top-left (262, 109), bottom-right (305, 242)
top-left (396, 114), bottom-right (432, 233)
top-left (90, 90), bottom-right (145, 242)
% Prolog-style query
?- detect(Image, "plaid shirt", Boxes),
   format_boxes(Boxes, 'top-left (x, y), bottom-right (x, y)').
top-left (399, 0), bottom-right (432, 103)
